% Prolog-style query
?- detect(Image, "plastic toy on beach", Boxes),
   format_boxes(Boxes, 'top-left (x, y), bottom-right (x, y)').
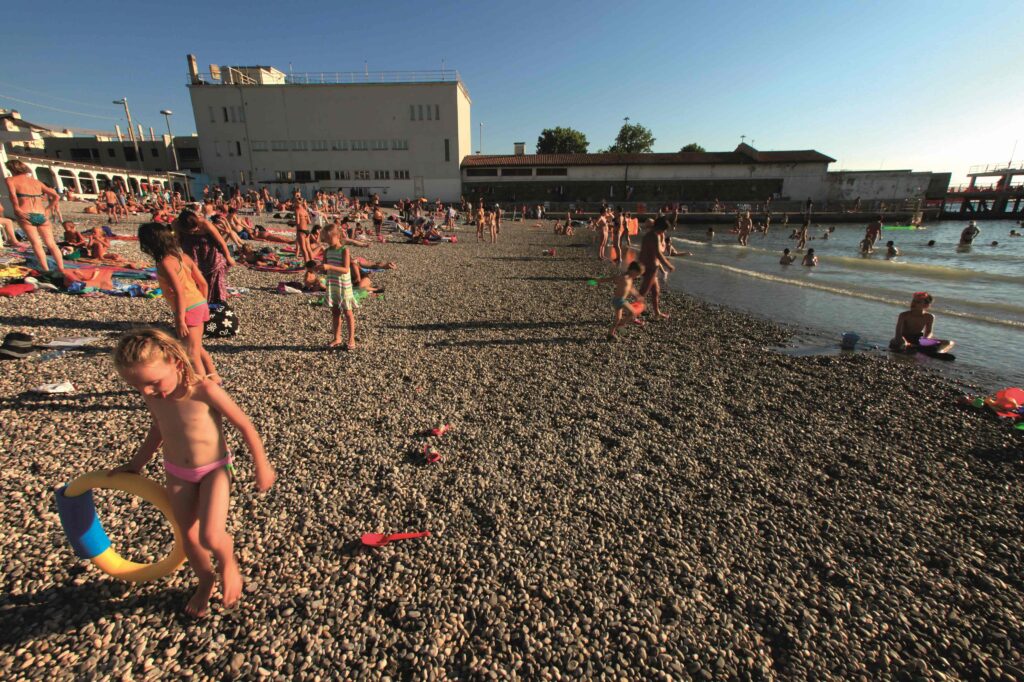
top-left (630, 301), bottom-right (646, 315)
top-left (361, 531), bottom-right (431, 548)
top-left (957, 387), bottom-right (1024, 420)
top-left (54, 471), bottom-right (185, 582)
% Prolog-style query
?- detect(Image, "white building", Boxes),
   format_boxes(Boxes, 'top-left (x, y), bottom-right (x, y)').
top-left (185, 55), bottom-right (472, 201)
top-left (0, 110), bottom-right (74, 152)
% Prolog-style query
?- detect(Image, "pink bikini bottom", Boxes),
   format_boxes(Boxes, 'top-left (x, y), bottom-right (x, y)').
top-left (164, 454), bottom-right (233, 483)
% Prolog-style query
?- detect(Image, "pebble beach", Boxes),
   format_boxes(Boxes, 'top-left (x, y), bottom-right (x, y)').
top-left (1, 208), bottom-right (1022, 680)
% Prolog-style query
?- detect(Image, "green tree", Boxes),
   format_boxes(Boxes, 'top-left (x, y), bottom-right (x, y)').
top-left (605, 122), bottom-right (656, 153)
top-left (680, 143), bottom-right (706, 153)
top-left (536, 127), bottom-right (589, 154)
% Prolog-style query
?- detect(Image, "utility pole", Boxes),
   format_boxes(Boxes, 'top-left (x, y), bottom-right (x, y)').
top-left (478, 122), bottom-right (483, 155)
top-left (113, 98), bottom-right (144, 172)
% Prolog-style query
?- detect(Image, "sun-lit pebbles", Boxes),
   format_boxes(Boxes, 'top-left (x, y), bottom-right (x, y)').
top-left (0, 205), bottom-right (1020, 679)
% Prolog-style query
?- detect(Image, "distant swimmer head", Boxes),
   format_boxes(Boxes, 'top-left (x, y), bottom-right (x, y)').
top-left (783, 248), bottom-right (791, 255)
top-left (969, 220), bottom-right (977, 227)
top-left (927, 240), bottom-right (936, 246)
top-left (991, 241), bottom-right (999, 246)
top-left (886, 240), bottom-right (894, 247)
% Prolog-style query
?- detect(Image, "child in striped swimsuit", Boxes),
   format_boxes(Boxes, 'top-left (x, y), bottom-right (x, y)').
top-left (321, 222), bottom-right (358, 349)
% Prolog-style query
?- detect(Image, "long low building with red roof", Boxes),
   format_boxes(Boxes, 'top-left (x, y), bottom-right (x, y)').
top-left (461, 143), bottom-right (948, 209)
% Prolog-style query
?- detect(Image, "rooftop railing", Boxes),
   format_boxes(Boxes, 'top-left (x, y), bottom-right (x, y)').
top-left (192, 69), bottom-right (462, 86)
top-left (968, 162), bottom-right (1024, 175)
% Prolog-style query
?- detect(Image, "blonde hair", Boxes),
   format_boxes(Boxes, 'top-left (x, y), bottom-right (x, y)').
top-left (113, 328), bottom-right (199, 386)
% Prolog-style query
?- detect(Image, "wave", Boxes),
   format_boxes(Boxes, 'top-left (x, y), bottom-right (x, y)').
top-left (679, 259), bottom-right (1024, 330)
top-left (672, 237), bottom-right (1024, 285)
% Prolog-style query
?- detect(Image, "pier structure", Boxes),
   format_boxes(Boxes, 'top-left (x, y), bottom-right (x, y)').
top-left (945, 163), bottom-right (1024, 218)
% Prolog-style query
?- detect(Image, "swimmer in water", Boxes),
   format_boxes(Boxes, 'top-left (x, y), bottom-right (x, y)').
top-left (801, 248), bottom-right (818, 267)
top-left (779, 248), bottom-right (796, 265)
top-left (859, 237), bottom-right (873, 255)
top-left (960, 220), bottom-right (979, 245)
top-left (927, 240), bottom-right (936, 247)
top-left (886, 241), bottom-right (900, 259)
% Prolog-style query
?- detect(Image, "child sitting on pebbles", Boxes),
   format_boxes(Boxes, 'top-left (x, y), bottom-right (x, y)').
top-left (596, 261), bottom-right (646, 341)
top-left (889, 291), bottom-right (954, 353)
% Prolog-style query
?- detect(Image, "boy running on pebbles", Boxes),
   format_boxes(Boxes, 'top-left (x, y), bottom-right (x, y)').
top-left (595, 261), bottom-right (646, 341)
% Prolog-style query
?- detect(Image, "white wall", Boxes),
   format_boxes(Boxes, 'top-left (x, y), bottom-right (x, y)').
top-left (189, 80), bottom-right (470, 201)
top-left (825, 171), bottom-right (932, 202)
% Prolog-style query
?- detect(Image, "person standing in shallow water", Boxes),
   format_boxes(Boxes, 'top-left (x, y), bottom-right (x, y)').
top-left (638, 217), bottom-right (675, 319)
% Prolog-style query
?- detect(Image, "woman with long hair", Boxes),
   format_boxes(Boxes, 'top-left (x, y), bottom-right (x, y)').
top-left (173, 208), bottom-right (236, 305)
top-left (4, 159), bottom-right (64, 274)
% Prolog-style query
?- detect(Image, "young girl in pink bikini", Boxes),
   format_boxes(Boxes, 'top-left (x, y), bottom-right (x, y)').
top-left (138, 221), bottom-right (221, 384)
top-left (111, 329), bottom-right (276, 617)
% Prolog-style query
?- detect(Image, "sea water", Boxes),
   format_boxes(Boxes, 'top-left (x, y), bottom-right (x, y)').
top-left (667, 219), bottom-right (1024, 391)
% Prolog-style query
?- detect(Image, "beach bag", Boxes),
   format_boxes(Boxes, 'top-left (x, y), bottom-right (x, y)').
top-left (204, 303), bottom-right (239, 338)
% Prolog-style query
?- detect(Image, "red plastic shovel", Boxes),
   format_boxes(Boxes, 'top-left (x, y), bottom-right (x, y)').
top-left (430, 424), bottom-right (452, 437)
top-left (361, 531), bottom-right (431, 547)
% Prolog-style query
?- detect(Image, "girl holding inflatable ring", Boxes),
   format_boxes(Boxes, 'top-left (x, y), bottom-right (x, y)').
top-left (109, 328), bottom-right (275, 617)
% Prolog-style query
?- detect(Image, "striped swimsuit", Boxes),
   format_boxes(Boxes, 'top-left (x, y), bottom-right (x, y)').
top-left (324, 247), bottom-right (356, 311)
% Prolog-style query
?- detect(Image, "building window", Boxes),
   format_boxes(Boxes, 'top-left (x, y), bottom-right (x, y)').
top-left (229, 107), bottom-right (237, 123)
top-left (392, 139), bottom-right (408, 151)
top-left (124, 147), bottom-right (138, 161)
top-left (108, 148), bottom-right (116, 157)
top-left (410, 105), bottom-right (415, 121)
top-left (426, 105), bottom-right (432, 121)
top-left (435, 104), bottom-right (440, 121)
top-left (371, 139), bottom-right (388, 151)
top-left (151, 147), bottom-right (159, 158)
top-left (466, 168), bottom-right (498, 177)
top-left (271, 140), bottom-right (288, 151)
top-left (501, 168), bottom-right (533, 176)
top-left (351, 139), bottom-right (368, 151)
top-left (238, 106), bottom-right (245, 123)
top-left (314, 170), bottom-right (330, 181)
top-left (311, 140), bottom-right (328, 151)
top-left (275, 171), bottom-right (294, 182)
top-left (354, 170), bottom-right (370, 180)
top-left (208, 106), bottom-right (215, 123)
top-left (394, 170), bottom-right (410, 180)
top-left (291, 140), bottom-right (308, 151)
top-left (332, 140), bottom-right (349, 151)
top-left (374, 170), bottom-right (390, 180)
top-left (235, 141), bottom-right (242, 156)
top-left (295, 170), bottom-right (312, 182)
top-left (214, 142), bottom-right (222, 157)
top-left (417, 105), bottom-right (423, 121)
top-left (536, 168), bottom-right (568, 176)
top-left (251, 140), bottom-right (268, 152)
top-left (222, 107), bottom-right (229, 122)
top-left (334, 170), bottom-right (350, 180)
top-left (444, 138), bottom-right (450, 163)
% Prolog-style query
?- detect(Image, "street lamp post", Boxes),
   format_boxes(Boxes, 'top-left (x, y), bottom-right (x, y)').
top-left (113, 97), bottom-right (144, 172)
top-left (160, 109), bottom-right (179, 172)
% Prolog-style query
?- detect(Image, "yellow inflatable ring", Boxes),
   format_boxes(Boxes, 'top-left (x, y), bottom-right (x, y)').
top-left (55, 470), bottom-right (186, 582)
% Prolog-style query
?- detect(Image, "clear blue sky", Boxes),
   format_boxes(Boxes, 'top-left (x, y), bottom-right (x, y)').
top-left (3, 0), bottom-right (1022, 182)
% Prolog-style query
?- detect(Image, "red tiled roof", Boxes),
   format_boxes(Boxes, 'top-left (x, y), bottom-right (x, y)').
top-left (462, 144), bottom-right (835, 168)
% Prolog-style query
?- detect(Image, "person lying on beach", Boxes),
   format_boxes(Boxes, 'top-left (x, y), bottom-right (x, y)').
top-left (280, 261), bottom-right (326, 293)
top-left (595, 261), bottom-right (646, 341)
top-left (889, 291), bottom-right (954, 353)
top-left (250, 225), bottom-right (295, 244)
top-left (0, 203), bottom-right (23, 247)
top-left (886, 241), bottom-right (900, 259)
top-left (235, 244), bottom-right (281, 267)
top-left (110, 328), bottom-right (275, 617)
top-left (780, 248), bottom-right (796, 265)
top-left (802, 249), bottom-right (818, 267)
